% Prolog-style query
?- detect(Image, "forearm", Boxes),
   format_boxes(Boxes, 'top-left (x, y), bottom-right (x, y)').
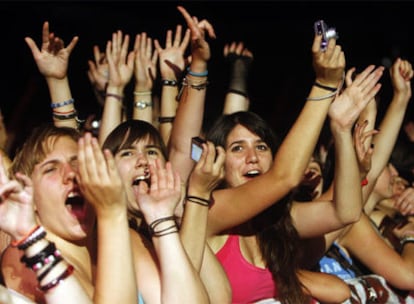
top-left (98, 85), bottom-right (124, 145)
top-left (332, 128), bottom-right (362, 224)
top-left (223, 93), bottom-right (249, 114)
top-left (370, 92), bottom-right (410, 178)
top-left (46, 77), bottom-right (78, 129)
top-left (132, 90), bottom-right (153, 124)
top-left (159, 85), bottom-right (179, 146)
top-left (180, 200), bottom-right (209, 270)
top-left (272, 85), bottom-right (335, 187)
top-left (169, 74), bottom-right (208, 182)
top-left (94, 212), bottom-right (136, 304)
top-left (153, 228), bottom-right (209, 304)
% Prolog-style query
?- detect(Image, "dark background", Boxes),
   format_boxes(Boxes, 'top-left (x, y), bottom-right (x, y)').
top-left (2, 0), bottom-right (414, 156)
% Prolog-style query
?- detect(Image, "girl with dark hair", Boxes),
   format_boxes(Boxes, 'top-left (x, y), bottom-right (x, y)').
top-left (202, 60), bottom-right (383, 303)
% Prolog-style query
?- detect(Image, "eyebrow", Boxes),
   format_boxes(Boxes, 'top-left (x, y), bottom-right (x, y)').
top-left (38, 155), bottom-right (77, 169)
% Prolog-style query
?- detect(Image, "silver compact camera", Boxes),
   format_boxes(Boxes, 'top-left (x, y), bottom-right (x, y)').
top-left (314, 20), bottom-right (338, 51)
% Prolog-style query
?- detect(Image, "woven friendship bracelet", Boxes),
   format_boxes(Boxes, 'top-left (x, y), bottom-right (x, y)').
top-left (53, 110), bottom-right (78, 120)
top-left (50, 98), bottom-right (75, 109)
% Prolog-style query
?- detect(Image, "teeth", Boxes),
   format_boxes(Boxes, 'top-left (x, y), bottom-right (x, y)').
top-left (133, 173), bottom-right (150, 186)
top-left (68, 192), bottom-right (76, 198)
top-left (246, 170), bottom-right (260, 175)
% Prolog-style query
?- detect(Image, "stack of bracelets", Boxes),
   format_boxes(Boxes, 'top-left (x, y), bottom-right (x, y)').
top-left (11, 225), bottom-right (74, 293)
top-left (176, 67), bottom-right (209, 101)
top-left (51, 98), bottom-right (84, 128)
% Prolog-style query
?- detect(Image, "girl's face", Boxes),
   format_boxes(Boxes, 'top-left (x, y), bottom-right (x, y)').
top-left (114, 136), bottom-right (166, 212)
top-left (224, 124), bottom-right (273, 188)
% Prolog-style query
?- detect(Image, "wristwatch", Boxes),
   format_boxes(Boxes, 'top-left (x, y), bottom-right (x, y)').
top-left (135, 100), bottom-right (153, 109)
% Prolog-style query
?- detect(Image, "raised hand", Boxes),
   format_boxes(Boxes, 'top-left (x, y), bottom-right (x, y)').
top-left (0, 154), bottom-right (36, 241)
top-left (353, 120), bottom-right (378, 179)
top-left (24, 21), bottom-right (78, 80)
top-left (77, 132), bottom-right (127, 217)
top-left (106, 30), bottom-right (135, 90)
top-left (187, 141), bottom-right (225, 198)
top-left (329, 65), bottom-right (384, 132)
top-left (177, 6), bottom-right (216, 68)
top-left (87, 45), bottom-right (109, 93)
top-left (390, 58), bottom-right (413, 98)
top-left (134, 159), bottom-right (182, 224)
top-left (154, 25), bottom-right (190, 81)
top-left (133, 32), bottom-right (158, 91)
top-left (394, 186), bottom-right (414, 216)
top-left (311, 31), bottom-right (345, 88)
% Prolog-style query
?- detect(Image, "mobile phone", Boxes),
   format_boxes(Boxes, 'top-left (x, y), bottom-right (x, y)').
top-left (191, 137), bottom-right (206, 162)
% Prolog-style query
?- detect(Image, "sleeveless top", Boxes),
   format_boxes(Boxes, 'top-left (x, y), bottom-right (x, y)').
top-left (216, 234), bottom-right (277, 303)
top-left (319, 242), bottom-right (356, 280)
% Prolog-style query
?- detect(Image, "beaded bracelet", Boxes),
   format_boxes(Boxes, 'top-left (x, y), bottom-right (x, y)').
top-left (37, 256), bottom-right (64, 282)
top-left (21, 242), bottom-right (58, 269)
top-left (50, 98), bottom-right (75, 109)
top-left (162, 79), bottom-right (178, 87)
top-left (158, 116), bottom-right (175, 124)
top-left (39, 265), bottom-right (74, 292)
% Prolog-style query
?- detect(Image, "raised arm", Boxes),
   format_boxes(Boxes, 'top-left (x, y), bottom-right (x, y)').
top-left (132, 32), bottom-right (158, 124)
top-left (87, 45), bottom-right (109, 107)
top-left (25, 21), bottom-right (79, 129)
top-left (364, 58), bottom-right (413, 214)
top-left (98, 31), bottom-right (135, 145)
top-left (208, 32), bottom-right (346, 234)
top-left (77, 133), bottom-right (136, 304)
top-left (222, 41), bottom-right (253, 114)
top-left (154, 24), bottom-right (190, 146)
top-left (292, 64), bottom-right (384, 238)
top-left (180, 141), bottom-right (230, 302)
top-left (168, 6), bottom-right (216, 183)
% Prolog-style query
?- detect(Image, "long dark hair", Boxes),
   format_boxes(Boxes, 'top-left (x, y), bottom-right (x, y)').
top-left (206, 111), bottom-right (310, 303)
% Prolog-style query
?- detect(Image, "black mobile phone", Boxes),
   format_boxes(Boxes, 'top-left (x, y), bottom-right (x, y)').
top-left (191, 137), bottom-right (206, 162)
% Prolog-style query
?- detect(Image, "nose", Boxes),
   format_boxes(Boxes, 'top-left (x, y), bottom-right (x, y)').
top-left (135, 152), bottom-right (149, 168)
top-left (246, 148), bottom-right (258, 163)
top-left (63, 162), bottom-right (76, 183)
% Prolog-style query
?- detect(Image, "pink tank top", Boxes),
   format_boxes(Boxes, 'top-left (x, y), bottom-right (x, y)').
top-left (216, 234), bottom-right (277, 303)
